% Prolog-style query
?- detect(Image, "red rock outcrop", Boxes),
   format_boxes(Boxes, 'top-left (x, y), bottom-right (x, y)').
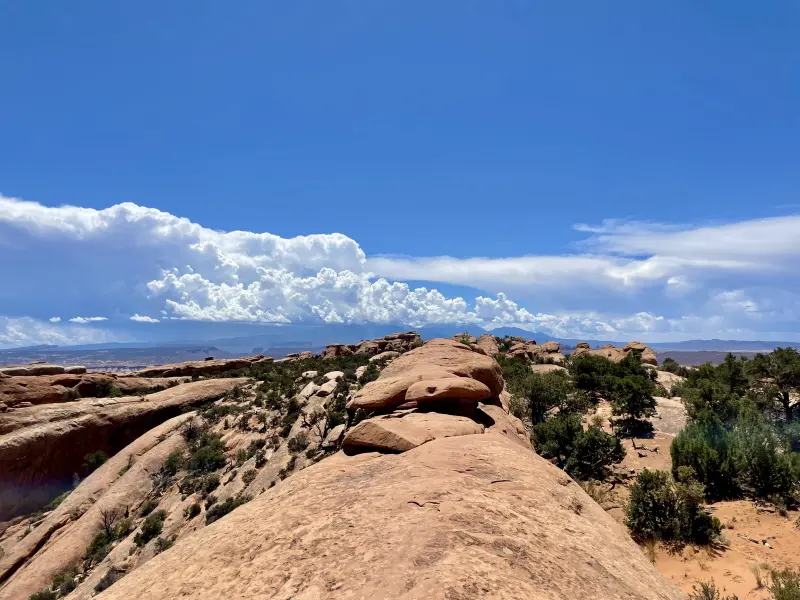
top-left (508, 340), bottom-right (565, 364)
top-left (0, 378), bottom-right (247, 521)
top-left (572, 341), bottom-right (657, 365)
top-left (0, 374), bottom-right (190, 408)
top-left (93, 434), bottom-right (684, 600)
top-left (321, 331), bottom-right (422, 360)
top-left (135, 355), bottom-right (269, 377)
top-left (475, 333), bottom-right (500, 356)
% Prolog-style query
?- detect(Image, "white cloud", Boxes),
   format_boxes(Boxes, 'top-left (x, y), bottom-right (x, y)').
top-left (0, 317), bottom-right (118, 348)
top-left (49, 317), bottom-right (61, 323)
top-left (130, 314), bottom-right (160, 323)
top-left (2, 193), bottom-right (800, 342)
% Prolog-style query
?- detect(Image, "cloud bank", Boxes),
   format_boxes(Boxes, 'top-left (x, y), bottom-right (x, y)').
top-left (2, 194), bottom-right (800, 347)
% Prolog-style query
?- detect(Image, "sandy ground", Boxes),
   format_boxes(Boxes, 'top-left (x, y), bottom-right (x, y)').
top-left (588, 397), bottom-right (800, 599)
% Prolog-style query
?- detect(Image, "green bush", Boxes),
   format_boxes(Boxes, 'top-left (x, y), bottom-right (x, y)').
top-left (133, 510), bottom-right (166, 547)
top-left (154, 536), bottom-right (174, 554)
top-left (770, 568), bottom-right (800, 600)
top-left (688, 580), bottom-right (739, 600)
top-left (163, 450), bottom-right (185, 476)
top-left (533, 413), bottom-right (625, 481)
top-left (625, 469), bottom-right (720, 545)
top-left (82, 450), bottom-right (109, 474)
top-left (358, 362), bottom-right (380, 385)
top-left (95, 568), bottom-right (122, 593)
top-left (186, 433), bottom-right (227, 473)
top-left (28, 590), bottom-right (56, 600)
top-left (205, 495), bottom-right (252, 524)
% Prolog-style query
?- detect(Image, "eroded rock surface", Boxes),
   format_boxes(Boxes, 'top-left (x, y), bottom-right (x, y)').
top-left (135, 356), bottom-right (269, 377)
top-left (96, 435), bottom-right (684, 600)
top-left (572, 340), bottom-right (658, 366)
top-left (0, 378), bottom-right (247, 520)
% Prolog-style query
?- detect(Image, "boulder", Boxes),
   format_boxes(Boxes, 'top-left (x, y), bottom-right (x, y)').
top-left (342, 411), bottom-right (485, 454)
top-left (451, 334), bottom-right (477, 344)
top-left (369, 350), bottom-right (400, 363)
top-left (0, 378), bottom-right (248, 520)
top-left (404, 377), bottom-right (491, 406)
top-left (380, 339), bottom-right (504, 397)
top-left (301, 370), bottom-right (318, 379)
top-left (94, 435), bottom-right (684, 600)
top-left (475, 334), bottom-right (500, 356)
top-left (477, 403), bottom-right (531, 449)
top-left (0, 364), bottom-right (67, 376)
top-left (530, 364), bottom-right (568, 375)
top-left (322, 344), bottom-right (354, 359)
top-left (323, 371), bottom-right (344, 381)
top-left (542, 340), bottom-right (560, 353)
top-left (348, 368), bottom-right (461, 412)
top-left (624, 341), bottom-right (658, 366)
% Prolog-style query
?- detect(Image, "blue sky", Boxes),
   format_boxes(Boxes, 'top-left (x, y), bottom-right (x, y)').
top-left (1, 1), bottom-right (800, 347)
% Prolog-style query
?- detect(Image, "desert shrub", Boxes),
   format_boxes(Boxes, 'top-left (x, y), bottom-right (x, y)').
top-left (358, 362), bottom-right (381, 385)
top-left (51, 564), bottom-right (78, 595)
top-left (533, 413), bottom-right (625, 480)
top-left (186, 433), bottom-right (227, 473)
top-left (95, 568), bottom-right (122, 593)
top-left (201, 473), bottom-right (220, 495)
top-left (235, 448), bottom-right (248, 466)
top-left (254, 449), bottom-right (267, 468)
top-left (688, 580), bottom-right (739, 600)
top-left (568, 354), bottom-right (613, 399)
top-left (138, 497), bottom-right (159, 517)
top-left (609, 374), bottom-right (657, 435)
top-left (134, 510), bottom-right (166, 547)
top-left (82, 450), bottom-right (109, 474)
top-left (288, 431), bottom-right (310, 454)
top-left (205, 495), bottom-right (252, 524)
top-left (660, 357), bottom-right (687, 376)
top-left (28, 591), bottom-right (57, 600)
top-left (154, 536), bottom-right (174, 554)
top-left (85, 531), bottom-right (112, 565)
top-left (163, 450), bottom-right (185, 476)
top-left (770, 568), bottom-right (800, 600)
top-left (185, 502), bottom-right (201, 519)
top-left (242, 469), bottom-right (257, 485)
top-left (625, 469), bottom-right (720, 545)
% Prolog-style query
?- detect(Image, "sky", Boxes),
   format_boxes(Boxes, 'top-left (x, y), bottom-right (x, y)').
top-left (1, 1), bottom-right (800, 348)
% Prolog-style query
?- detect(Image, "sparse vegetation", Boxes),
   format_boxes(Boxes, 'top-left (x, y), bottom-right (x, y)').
top-left (625, 468), bottom-right (720, 545)
top-left (688, 580), bottom-right (739, 600)
top-left (205, 495), bottom-right (252, 524)
top-left (133, 510), bottom-right (167, 546)
top-left (82, 450), bottom-right (109, 474)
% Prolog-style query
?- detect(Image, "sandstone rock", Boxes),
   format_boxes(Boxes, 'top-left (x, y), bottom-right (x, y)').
top-left (322, 344), bottom-right (354, 359)
top-left (301, 370), bottom-right (318, 379)
top-left (136, 355), bottom-right (263, 378)
top-left (530, 364), bottom-right (568, 375)
top-left (355, 340), bottom-right (381, 355)
top-left (348, 369), bottom-right (461, 412)
top-left (451, 333), bottom-right (477, 344)
top-left (0, 378), bottom-right (248, 520)
top-left (384, 339), bottom-right (406, 352)
top-left (369, 350), bottom-right (400, 363)
top-left (542, 340), bottom-right (560, 353)
top-left (65, 365), bottom-right (88, 374)
top-left (342, 411), bottom-right (484, 454)
top-left (383, 331), bottom-right (420, 341)
top-left (478, 403), bottom-right (532, 449)
top-left (323, 371), bottom-right (344, 381)
top-left (381, 339), bottom-right (504, 397)
top-left (313, 379), bottom-right (338, 397)
top-left (355, 365), bottom-right (368, 380)
top-left (475, 334), bottom-right (500, 356)
top-left (0, 364), bottom-right (67, 376)
top-left (298, 381), bottom-right (319, 400)
top-left (0, 414), bottom-right (194, 600)
top-left (322, 423), bottom-right (346, 447)
top-left (624, 341), bottom-right (658, 365)
top-left (95, 435), bottom-right (683, 600)
top-left (404, 377), bottom-right (491, 406)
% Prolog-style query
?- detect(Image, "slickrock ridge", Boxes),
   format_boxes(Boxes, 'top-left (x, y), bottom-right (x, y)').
top-left (572, 340), bottom-right (658, 366)
top-left (95, 434), bottom-right (684, 600)
top-left (0, 364), bottom-right (86, 377)
top-left (0, 378), bottom-right (247, 520)
top-left (0, 374), bottom-right (190, 408)
top-left (135, 355), bottom-right (270, 377)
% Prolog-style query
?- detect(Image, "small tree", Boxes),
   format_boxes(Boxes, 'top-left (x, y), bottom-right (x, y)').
top-left (610, 375), bottom-right (656, 435)
top-left (747, 348), bottom-right (800, 423)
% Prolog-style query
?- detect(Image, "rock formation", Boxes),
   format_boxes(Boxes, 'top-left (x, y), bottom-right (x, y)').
top-left (572, 341), bottom-right (657, 366)
top-left (475, 333), bottom-right (500, 356)
top-left (321, 331), bottom-right (421, 359)
top-left (508, 339), bottom-right (566, 364)
top-left (0, 374), bottom-right (190, 408)
top-left (93, 434), bottom-right (683, 600)
top-left (0, 378), bottom-right (247, 521)
top-left (0, 336), bottom-right (684, 600)
top-left (135, 355), bottom-right (270, 377)
top-left (0, 364), bottom-right (86, 377)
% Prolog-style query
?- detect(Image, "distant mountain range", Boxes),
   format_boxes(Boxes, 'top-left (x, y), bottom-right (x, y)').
top-left (1, 324), bottom-right (798, 369)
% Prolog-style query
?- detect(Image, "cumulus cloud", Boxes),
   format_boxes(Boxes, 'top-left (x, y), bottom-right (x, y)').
top-left (2, 193), bottom-right (800, 343)
top-left (49, 317), bottom-right (61, 323)
top-left (130, 314), bottom-right (160, 323)
top-left (68, 316), bottom-right (108, 324)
